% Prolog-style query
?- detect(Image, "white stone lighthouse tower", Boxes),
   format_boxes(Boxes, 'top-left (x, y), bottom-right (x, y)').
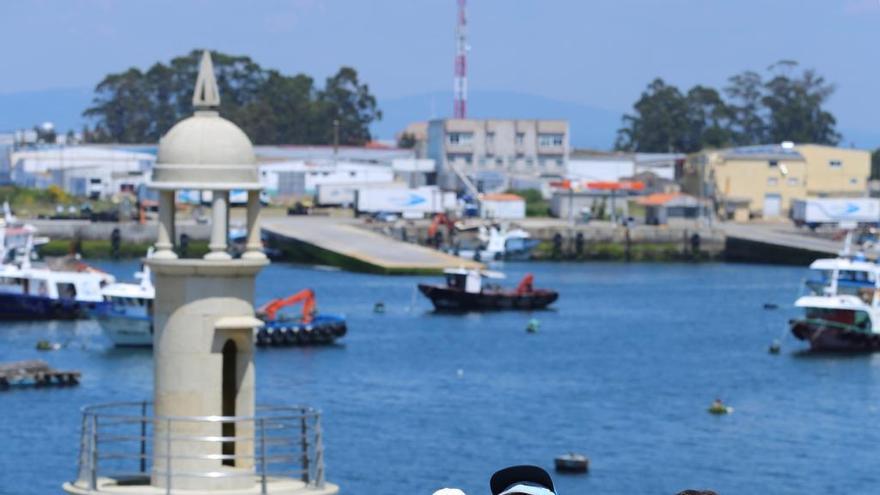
top-left (64, 51), bottom-right (338, 495)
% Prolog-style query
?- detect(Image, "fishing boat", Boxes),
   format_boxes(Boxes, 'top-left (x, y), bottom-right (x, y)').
top-left (255, 289), bottom-right (347, 346)
top-left (0, 205), bottom-right (113, 320)
top-left (418, 269), bottom-right (558, 311)
top-left (790, 233), bottom-right (880, 351)
top-left (451, 225), bottom-right (540, 262)
top-left (92, 253), bottom-right (155, 347)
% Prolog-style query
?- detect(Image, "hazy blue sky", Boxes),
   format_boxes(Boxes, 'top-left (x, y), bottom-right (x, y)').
top-left (1, 0), bottom-right (878, 133)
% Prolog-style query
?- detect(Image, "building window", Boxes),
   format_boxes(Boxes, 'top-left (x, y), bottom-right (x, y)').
top-left (767, 177), bottom-right (778, 186)
top-left (486, 132), bottom-right (495, 143)
top-left (556, 158), bottom-right (564, 166)
top-left (495, 157), bottom-right (503, 166)
top-left (830, 160), bottom-right (842, 168)
top-left (515, 133), bottom-right (525, 145)
top-left (538, 133), bottom-right (564, 147)
top-left (525, 158), bottom-right (534, 167)
top-left (768, 160), bottom-right (778, 167)
top-left (851, 178), bottom-right (859, 185)
top-left (447, 132), bottom-right (474, 145)
top-left (787, 178), bottom-right (798, 186)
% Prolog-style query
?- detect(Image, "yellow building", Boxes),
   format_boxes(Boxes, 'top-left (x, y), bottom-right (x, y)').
top-left (687, 143), bottom-right (870, 221)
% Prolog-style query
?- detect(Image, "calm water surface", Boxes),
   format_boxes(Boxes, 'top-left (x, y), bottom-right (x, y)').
top-left (1, 261), bottom-right (879, 495)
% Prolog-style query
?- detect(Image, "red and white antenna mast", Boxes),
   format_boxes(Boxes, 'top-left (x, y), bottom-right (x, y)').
top-left (453, 0), bottom-right (468, 119)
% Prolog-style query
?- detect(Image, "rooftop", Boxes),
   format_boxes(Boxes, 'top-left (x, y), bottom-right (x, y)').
top-left (719, 144), bottom-right (804, 161)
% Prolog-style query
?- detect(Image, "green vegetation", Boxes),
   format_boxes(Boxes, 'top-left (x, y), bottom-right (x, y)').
top-left (83, 50), bottom-right (381, 145)
top-left (38, 239), bottom-right (209, 259)
top-left (0, 186), bottom-right (119, 218)
top-left (615, 60), bottom-right (839, 152)
top-left (533, 240), bottom-right (715, 262)
top-left (508, 189), bottom-right (549, 217)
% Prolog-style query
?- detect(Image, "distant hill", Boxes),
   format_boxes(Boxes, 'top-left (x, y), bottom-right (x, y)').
top-left (0, 87), bottom-right (92, 133)
top-left (371, 90), bottom-right (623, 150)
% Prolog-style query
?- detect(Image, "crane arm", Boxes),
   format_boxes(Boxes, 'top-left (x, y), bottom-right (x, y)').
top-left (258, 288), bottom-right (316, 323)
top-left (516, 273), bottom-right (534, 294)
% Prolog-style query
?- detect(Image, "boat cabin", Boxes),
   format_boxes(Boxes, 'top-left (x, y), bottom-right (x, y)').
top-left (443, 268), bottom-right (505, 294)
top-left (0, 268), bottom-right (107, 302)
top-left (806, 257), bottom-right (880, 304)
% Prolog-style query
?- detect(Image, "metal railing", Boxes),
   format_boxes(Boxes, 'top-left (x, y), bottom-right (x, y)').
top-left (74, 401), bottom-right (326, 494)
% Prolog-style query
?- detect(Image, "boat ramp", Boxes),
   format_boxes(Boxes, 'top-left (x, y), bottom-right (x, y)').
top-left (262, 216), bottom-right (481, 274)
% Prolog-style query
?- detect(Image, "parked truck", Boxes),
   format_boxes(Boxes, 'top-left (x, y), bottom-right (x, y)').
top-left (355, 186), bottom-right (456, 217)
top-left (316, 181), bottom-right (405, 207)
top-left (791, 198), bottom-right (880, 227)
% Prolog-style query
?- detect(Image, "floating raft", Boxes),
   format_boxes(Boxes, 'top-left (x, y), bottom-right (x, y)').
top-left (0, 359), bottom-right (80, 390)
top-left (255, 314), bottom-right (347, 347)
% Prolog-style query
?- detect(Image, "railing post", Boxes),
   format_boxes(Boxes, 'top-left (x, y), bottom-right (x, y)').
top-left (300, 411), bottom-right (310, 484)
top-left (140, 401), bottom-right (147, 474)
top-left (76, 412), bottom-right (88, 483)
top-left (165, 418), bottom-right (172, 495)
top-left (314, 414), bottom-right (325, 488)
top-left (259, 418), bottom-right (268, 495)
top-left (90, 414), bottom-right (98, 490)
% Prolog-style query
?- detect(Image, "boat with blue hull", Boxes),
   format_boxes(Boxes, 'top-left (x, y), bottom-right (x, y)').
top-left (0, 206), bottom-right (113, 320)
top-left (255, 289), bottom-right (347, 346)
top-left (91, 254), bottom-right (155, 347)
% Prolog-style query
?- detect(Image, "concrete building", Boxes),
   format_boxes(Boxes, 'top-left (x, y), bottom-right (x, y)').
top-left (481, 193), bottom-right (526, 219)
top-left (9, 145), bottom-right (155, 199)
top-left (550, 189), bottom-right (630, 222)
top-left (637, 192), bottom-right (710, 225)
top-left (425, 118), bottom-right (570, 191)
top-left (64, 51), bottom-right (337, 495)
top-left (259, 160), bottom-right (394, 199)
top-left (686, 143), bottom-right (871, 220)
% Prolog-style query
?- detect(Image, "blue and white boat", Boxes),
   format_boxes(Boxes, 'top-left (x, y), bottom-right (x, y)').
top-left (0, 205), bottom-right (114, 320)
top-left (92, 254), bottom-right (155, 347)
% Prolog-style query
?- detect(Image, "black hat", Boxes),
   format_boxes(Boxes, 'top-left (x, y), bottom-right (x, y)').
top-left (490, 465), bottom-right (556, 495)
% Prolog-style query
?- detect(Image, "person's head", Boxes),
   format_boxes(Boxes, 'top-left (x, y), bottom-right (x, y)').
top-left (490, 465), bottom-right (555, 495)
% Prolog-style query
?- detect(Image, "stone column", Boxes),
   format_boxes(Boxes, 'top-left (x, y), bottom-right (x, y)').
top-left (242, 190), bottom-right (265, 260)
top-left (154, 190), bottom-right (177, 259)
top-left (205, 190), bottom-right (231, 260)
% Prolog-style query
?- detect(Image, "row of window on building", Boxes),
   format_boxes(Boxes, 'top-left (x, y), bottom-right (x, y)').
top-left (447, 132), bottom-right (565, 147)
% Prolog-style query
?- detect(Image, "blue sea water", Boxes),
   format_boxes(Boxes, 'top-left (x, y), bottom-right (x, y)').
top-left (1, 261), bottom-right (879, 495)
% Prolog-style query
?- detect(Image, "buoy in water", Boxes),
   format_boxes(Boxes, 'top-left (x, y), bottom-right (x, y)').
top-left (708, 399), bottom-right (732, 415)
top-left (526, 318), bottom-right (540, 333)
top-left (554, 452), bottom-right (589, 473)
top-left (763, 303), bottom-right (779, 310)
top-left (374, 302), bottom-right (385, 314)
top-left (768, 340), bottom-right (781, 354)
top-left (36, 340), bottom-right (61, 351)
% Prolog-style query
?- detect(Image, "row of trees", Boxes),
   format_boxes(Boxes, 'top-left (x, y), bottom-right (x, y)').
top-left (615, 61), bottom-right (840, 153)
top-left (83, 50), bottom-right (382, 145)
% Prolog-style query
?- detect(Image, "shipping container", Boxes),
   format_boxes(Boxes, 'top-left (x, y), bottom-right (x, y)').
top-left (355, 186), bottom-right (456, 215)
top-left (791, 198), bottom-right (880, 225)
top-left (315, 181), bottom-right (405, 207)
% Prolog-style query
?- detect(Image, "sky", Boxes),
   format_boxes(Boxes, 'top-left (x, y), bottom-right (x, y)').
top-left (1, 0), bottom-right (879, 144)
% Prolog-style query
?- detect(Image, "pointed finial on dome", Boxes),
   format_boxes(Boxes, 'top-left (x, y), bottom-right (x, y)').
top-left (192, 50), bottom-right (220, 110)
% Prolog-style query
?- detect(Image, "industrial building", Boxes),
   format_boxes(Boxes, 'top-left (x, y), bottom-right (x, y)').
top-left (423, 118), bottom-right (570, 191)
top-left (685, 143), bottom-right (870, 220)
top-left (7, 145), bottom-right (156, 199)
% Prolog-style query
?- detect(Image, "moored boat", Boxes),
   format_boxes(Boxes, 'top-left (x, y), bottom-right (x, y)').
top-left (92, 253), bottom-right (155, 347)
top-left (790, 235), bottom-right (880, 351)
top-left (418, 268), bottom-right (558, 311)
top-left (255, 289), bottom-right (347, 346)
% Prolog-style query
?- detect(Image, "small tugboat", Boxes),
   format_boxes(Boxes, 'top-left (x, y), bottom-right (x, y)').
top-left (790, 232), bottom-right (880, 351)
top-left (418, 269), bottom-right (558, 311)
top-left (255, 289), bottom-right (347, 346)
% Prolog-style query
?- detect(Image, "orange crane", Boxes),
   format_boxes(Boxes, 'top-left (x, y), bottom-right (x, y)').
top-left (258, 289), bottom-right (317, 324)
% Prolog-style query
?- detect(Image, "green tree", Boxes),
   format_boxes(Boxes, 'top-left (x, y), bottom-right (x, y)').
top-left (615, 78), bottom-right (690, 152)
top-left (683, 85), bottom-right (733, 150)
top-left (725, 70), bottom-right (766, 145)
top-left (762, 61), bottom-right (840, 145)
top-left (397, 132), bottom-right (417, 149)
top-left (83, 50), bottom-right (381, 145)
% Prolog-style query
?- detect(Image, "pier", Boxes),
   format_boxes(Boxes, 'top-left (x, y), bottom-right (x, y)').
top-left (0, 360), bottom-right (80, 389)
top-left (262, 216), bottom-right (482, 274)
top-left (721, 222), bottom-right (839, 264)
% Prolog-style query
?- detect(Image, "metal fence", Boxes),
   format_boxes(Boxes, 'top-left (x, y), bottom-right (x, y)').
top-left (74, 401), bottom-right (325, 494)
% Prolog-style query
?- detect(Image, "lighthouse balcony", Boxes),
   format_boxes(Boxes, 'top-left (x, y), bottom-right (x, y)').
top-left (63, 402), bottom-right (338, 495)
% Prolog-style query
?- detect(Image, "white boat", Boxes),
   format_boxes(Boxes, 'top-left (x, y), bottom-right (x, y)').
top-left (453, 224), bottom-right (540, 261)
top-left (790, 233), bottom-right (880, 351)
top-left (0, 204), bottom-right (114, 320)
top-left (93, 252), bottom-right (155, 347)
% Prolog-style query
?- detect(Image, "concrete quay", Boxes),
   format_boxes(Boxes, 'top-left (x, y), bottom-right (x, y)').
top-left (262, 216), bottom-right (482, 274)
top-left (720, 222), bottom-right (840, 265)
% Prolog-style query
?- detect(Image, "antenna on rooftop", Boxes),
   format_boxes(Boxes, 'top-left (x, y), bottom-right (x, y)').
top-left (453, 0), bottom-right (468, 119)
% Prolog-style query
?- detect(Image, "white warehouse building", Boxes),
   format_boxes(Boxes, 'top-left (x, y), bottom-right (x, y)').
top-left (259, 160), bottom-right (395, 199)
top-left (9, 145), bottom-right (156, 199)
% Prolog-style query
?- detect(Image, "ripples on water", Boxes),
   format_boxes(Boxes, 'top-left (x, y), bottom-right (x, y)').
top-left (1, 261), bottom-right (879, 494)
